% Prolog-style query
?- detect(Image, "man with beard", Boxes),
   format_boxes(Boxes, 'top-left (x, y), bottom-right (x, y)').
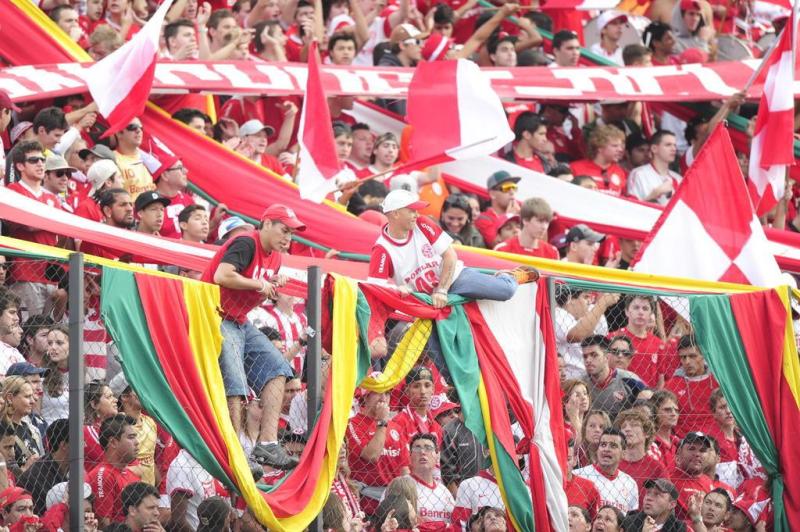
top-left (621, 478), bottom-right (686, 531)
top-left (80, 189), bottom-right (135, 260)
top-left (669, 432), bottom-right (714, 520)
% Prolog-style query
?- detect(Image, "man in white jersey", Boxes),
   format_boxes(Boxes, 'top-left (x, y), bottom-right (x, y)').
top-left (626, 130), bottom-right (682, 205)
top-left (452, 466), bottom-right (505, 530)
top-left (409, 433), bottom-right (454, 528)
top-left (574, 428), bottom-right (639, 513)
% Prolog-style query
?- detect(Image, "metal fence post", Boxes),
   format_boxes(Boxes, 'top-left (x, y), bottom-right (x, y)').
top-left (305, 266), bottom-right (323, 531)
top-left (68, 252), bottom-right (85, 531)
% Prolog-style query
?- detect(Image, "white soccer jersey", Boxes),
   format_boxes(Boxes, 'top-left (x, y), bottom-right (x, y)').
top-left (454, 473), bottom-right (505, 513)
top-left (574, 464), bottom-right (639, 513)
top-left (627, 163), bottom-right (682, 206)
top-left (413, 475), bottom-right (455, 526)
top-left (167, 450), bottom-right (228, 530)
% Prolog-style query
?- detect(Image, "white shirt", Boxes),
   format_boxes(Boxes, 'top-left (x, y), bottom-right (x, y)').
top-left (455, 473), bottom-right (505, 513)
top-left (574, 464), bottom-right (639, 513)
top-left (42, 372), bottom-right (69, 425)
top-left (0, 342), bottom-right (25, 376)
top-left (627, 163), bottom-right (682, 205)
top-left (354, 16), bottom-right (389, 65)
top-left (413, 475), bottom-right (455, 526)
top-left (167, 450), bottom-right (227, 530)
top-left (589, 42), bottom-right (624, 65)
top-left (554, 306), bottom-right (608, 380)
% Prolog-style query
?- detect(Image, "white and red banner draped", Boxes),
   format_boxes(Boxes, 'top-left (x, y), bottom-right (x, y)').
top-left (3, 59), bottom-right (800, 103)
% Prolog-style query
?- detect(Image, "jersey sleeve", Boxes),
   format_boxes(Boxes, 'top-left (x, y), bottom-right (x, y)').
top-left (368, 245), bottom-right (394, 282)
top-left (220, 237), bottom-right (256, 272)
top-left (417, 216), bottom-right (453, 255)
top-left (90, 466), bottom-right (118, 519)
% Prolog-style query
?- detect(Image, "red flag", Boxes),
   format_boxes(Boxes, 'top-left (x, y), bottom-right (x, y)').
top-left (83, 0), bottom-right (173, 137)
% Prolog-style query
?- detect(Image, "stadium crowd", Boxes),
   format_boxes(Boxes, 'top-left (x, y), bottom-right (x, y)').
top-left (0, 0), bottom-right (795, 528)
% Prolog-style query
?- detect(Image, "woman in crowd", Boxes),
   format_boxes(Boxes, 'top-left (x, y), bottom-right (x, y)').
top-left (650, 389), bottom-right (681, 470)
top-left (562, 380), bottom-right (591, 448)
top-left (83, 380), bottom-right (119, 473)
top-left (591, 505), bottom-right (624, 531)
top-left (569, 505), bottom-right (592, 532)
top-left (238, 397), bottom-right (263, 459)
top-left (577, 410), bottom-right (611, 467)
top-left (41, 325), bottom-right (70, 425)
top-left (251, 20), bottom-right (288, 62)
top-left (439, 194), bottom-right (486, 248)
top-left (2, 376), bottom-right (41, 471)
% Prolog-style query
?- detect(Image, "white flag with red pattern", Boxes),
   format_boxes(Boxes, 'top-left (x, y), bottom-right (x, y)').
top-left (748, 15), bottom-right (797, 215)
top-left (83, 0), bottom-right (173, 137)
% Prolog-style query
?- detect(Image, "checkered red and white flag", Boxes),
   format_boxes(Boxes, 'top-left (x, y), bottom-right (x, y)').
top-left (635, 126), bottom-right (783, 287)
top-left (749, 14), bottom-right (797, 215)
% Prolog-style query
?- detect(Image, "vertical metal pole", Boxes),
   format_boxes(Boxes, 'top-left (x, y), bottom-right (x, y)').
top-left (305, 266), bottom-right (322, 532)
top-left (546, 275), bottom-right (557, 318)
top-left (68, 253), bottom-right (85, 531)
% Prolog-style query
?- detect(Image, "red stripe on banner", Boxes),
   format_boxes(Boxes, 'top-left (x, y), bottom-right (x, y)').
top-left (729, 290), bottom-right (800, 529)
top-left (84, 354), bottom-right (107, 368)
top-left (134, 274), bottom-right (237, 482)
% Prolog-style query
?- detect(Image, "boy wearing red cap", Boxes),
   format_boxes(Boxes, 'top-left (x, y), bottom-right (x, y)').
top-left (202, 204), bottom-right (306, 471)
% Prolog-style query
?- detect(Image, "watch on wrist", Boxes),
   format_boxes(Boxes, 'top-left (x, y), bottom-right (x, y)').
top-left (376, 420), bottom-right (388, 428)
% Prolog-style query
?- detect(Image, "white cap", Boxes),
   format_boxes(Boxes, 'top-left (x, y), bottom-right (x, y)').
top-left (389, 173), bottom-right (418, 194)
top-left (87, 160), bottom-right (120, 194)
top-left (46, 482), bottom-right (92, 511)
top-left (380, 189), bottom-right (429, 213)
top-left (239, 119), bottom-right (275, 137)
top-left (218, 216), bottom-right (253, 239)
top-left (596, 10), bottom-right (628, 31)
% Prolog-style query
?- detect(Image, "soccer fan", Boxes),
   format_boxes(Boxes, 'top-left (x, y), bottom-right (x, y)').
top-left (79, 189), bottom-right (135, 260)
top-left (171, 109), bottom-right (208, 135)
top-left (554, 285), bottom-right (615, 379)
top-left (627, 130), bottom-right (682, 205)
top-left (0, 487), bottom-right (40, 530)
top-left (616, 238), bottom-right (642, 271)
top-left (487, 32), bottom-right (517, 67)
top-left (114, 119), bottom-right (154, 200)
top-left (452, 466), bottom-right (506, 530)
top-left (0, 291), bottom-right (24, 377)
top-left (201, 205), bottom-right (305, 470)
top-left (541, 103), bottom-right (585, 161)
top-left (623, 44), bottom-right (652, 66)
top-left (3, 375), bottom-right (42, 475)
top-left (438, 194), bottom-right (485, 248)
top-left (163, 19), bottom-right (198, 60)
top-left (16, 418), bottom-right (69, 516)
top-left (409, 433), bottom-right (454, 528)
top-left (238, 119), bottom-right (286, 176)
top-left (84, 381), bottom-right (120, 474)
top-left (134, 192), bottom-right (170, 236)
top-left (621, 479), bottom-right (685, 532)
top-left (669, 432), bottom-right (715, 520)
top-left (346, 387), bottom-right (409, 513)
top-left (205, 9), bottom-right (250, 60)
top-left (551, 30), bottom-right (581, 67)
top-left (88, 414), bottom-right (141, 527)
top-left (440, 399), bottom-right (485, 494)
top-left (347, 123), bottom-right (373, 172)
top-left (570, 125), bottom-right (628, 195)
top-left (495, 197), bottom-right (558, 259)
top-left (615, 409), bottom-right (668, 495)
top-left (121, 482), bottom-right (163, 532)
top-left (672, 0), bottom-right (710, 54)
top-left (590, 11), bottom-right (629, 65)
top-left (474, 171), bottom-right (521, 245)
top-left (565, 435), bottom-right (601, 517)
top-left (581, 335), bottom-right (636, 419)
top-left (664, 335), bottom-right (718, 436)
top-left (705, 389), bottom-right (740, 483)
top-left (88, 25), bottom-right (124, 60)
top-left (166, 448), bottom-right (230, 530)
top-left (504, 112), bottom-right (549, 173)
top-left (328, 33), bottom-right (358, 65)
top-left (694, 488), bottom-right (731, 531)
top-left (574, 428), bottom-right (639, 513)
top-left (379, 24), bottom-right (423, 68)
top-left (606, 336), bottom-right (637, 375)
top-left (651, 390), bottom-right (681, 470)
top-left (609, 295), bottom-right (669, 388)
top-left (41, 155), bottom-right (75, 212)
top-left (75, 160), bottom-right (124, 222)
top-left (249, 291), bottom-right (308, 375)
top-left (0, 91), bottom-right (19, 181)
top-left (569, 505), bottom-right (592, 532)
top-left (564, 224), bottom-right (605, 265)
top-left (152, 158), bottom-right (196, 240)
top-left (643, 22), bottom-right (678, 65)
top-left (177, 205), bottom-right (210, 243)
top-left (392, 367), bottom-right (443, 445)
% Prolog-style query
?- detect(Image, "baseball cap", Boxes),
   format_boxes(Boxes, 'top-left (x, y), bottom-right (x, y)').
top-left (87, 160), bottom-right (121, 194)
top-left (389, 173), bottom-right (418, 193)
top-left (679, 0), bottom-right (702, 10)
top-left (261, 204), bottom-right (306, 231)
top-left (44, 155), bottom-right (77, 173)
top-left (597, 10), bottom-right (629, 31)
top-left (565, 223), bottom-right (605, 244)
top-left (679, 431), bottom-right (712, 448)
top-left (150, 155), bottom-right (181, 181)
top-left (218, 216), bottom-right (251, 239)
top-left (134, 191), bottom-right (171, 213)
top-left (381, 189), bottom-right (429, 213)
top-left (9, 121), bottom-right (33, 145)
top-left (494, 213), bottom-right (521, 233)
top-left (422, 33), bottom-right (454, 61)
top-left (45, 482), bottom-right (91, 511)
top-left (0, 487), bottom-right (31, 509)
top-left (0, 91), bottom-right (21, 113)
top-left (486, 170), bottom-right (521, 190)
top-left (644, 478), bottom-right (679, 500)
top-left (390, 23), bottom-right (423, 44)
top-left (6, 362), bottom-right (47, 377)
top-left (431, 400), bottom-right (459, 421)
top-left (79, 144), bottom-right (117, 163)
top-left (406, 365), bottom-right (434, 384)
top-left (239, 119), bottom-right (275, 137)
top-left (108, 372), bottom-right (131, 397)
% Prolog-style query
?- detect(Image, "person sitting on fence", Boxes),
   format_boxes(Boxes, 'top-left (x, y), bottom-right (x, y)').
top-left (201, 204), bottom-right (306, 471)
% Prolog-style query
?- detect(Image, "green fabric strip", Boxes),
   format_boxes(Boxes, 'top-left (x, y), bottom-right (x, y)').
top-left (100, 267), bottom-right (233, 487)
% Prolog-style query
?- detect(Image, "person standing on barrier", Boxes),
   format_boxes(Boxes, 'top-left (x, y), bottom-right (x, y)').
top-left (202, 204), bottom-right (306, 471)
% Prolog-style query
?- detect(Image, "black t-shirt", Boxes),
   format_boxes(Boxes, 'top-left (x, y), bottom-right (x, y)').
top-left (221, 237), bottom-right (256, 272)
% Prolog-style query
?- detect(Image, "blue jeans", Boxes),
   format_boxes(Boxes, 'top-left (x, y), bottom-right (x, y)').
top-left (219, 320), bottom-right (294, 397)
top-left (426, 268), bottom-right (518, 382)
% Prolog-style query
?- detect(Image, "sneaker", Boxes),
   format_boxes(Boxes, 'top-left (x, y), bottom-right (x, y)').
top-left (251, 442), bottom-right (299, 470)
top-left (247, 459), bottom-right (264, 482)
top-left (508, 266), bottom-right (540, 285)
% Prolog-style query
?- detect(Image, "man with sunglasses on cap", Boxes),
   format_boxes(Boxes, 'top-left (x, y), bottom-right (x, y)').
top-left (474, 170), bottom-right (522, 246)
top-left (202, 204), bottom-right (306, 471)
top-left (114, 118), bottom-right (154, 201)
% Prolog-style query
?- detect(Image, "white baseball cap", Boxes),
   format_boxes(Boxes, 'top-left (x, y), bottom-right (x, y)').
top-left (597, 10), bottom-right (628, 31)
top-left (380, 189), bottom-right (429, 213)
top-left (87, 159), bottom-right (120, 193)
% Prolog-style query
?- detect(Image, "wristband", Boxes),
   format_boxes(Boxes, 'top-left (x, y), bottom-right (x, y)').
top-left (376, 420), bottom-right (388, 428)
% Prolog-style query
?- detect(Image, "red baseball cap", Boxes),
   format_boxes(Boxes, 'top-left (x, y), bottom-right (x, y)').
top-left (422, 33), bottom-right (454, 62)
top-left (0, 487), bottom-right (31, 508)
top-left (262, 204), bottom-right (306, 231)
top-left (0, 91), bottom-right (21, 113)
top-left (680, 0), bottom-right (702, 11)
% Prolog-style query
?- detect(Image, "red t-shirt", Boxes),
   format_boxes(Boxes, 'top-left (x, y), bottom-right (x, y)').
top-left (664, 374), bottom-right (718, 437)
top-left (669, 467), bottom-right (713, 520)
top-left (494, 235), bottom-right (559, 260)
top-left (608, 327), bottom-right (669, 388)
top-left (652, 434), bottom-right (680, 471)
top-left (507, 149), bottom-right (545, 173)
top-left (89, 461), bottom-right (141, 523)
top-left (159, 191), bottom-right (196, 240)
top-left (346, 413), bottom-right (409, 488)
top-left (391, 406), bottom-right (443, 446)
top-left (7, 182), bottom-right (62, 283)
top-left (620, 455), bottom-right (668, 498)
top-left (84, 423), bottom-right (104, 474)
top-left (261, 154), bottom-right (287, 176)
top-left (74, 196), bottom-right (103, 223)
top-left (474, 208), bottom-right (503, 247)
top-left (547, 127), bottom-right (585, 161)
top-left (565, 475), bottom-right (601, 517)
top-left (569, 159), bottom-right (628, 196)
top-left (705, 424), bottom-right (738, 462)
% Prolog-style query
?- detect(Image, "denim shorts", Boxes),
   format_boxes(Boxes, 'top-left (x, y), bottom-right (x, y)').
top-left (218, 319), bottom-right (294, 397)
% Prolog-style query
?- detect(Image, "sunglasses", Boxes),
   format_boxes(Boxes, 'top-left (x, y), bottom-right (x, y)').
top-left (52, 170), bottom-right (72, 178)
top-left (167, 165), bottom-right (186, 173)
top-left (609, 348), bottom-right (633, 357)
top-left (25, 156), bottom-right (45, 164)
top-left (125, 123), bottom-right (143, 132)
top-left (495, 183), bottom-right (518, 193)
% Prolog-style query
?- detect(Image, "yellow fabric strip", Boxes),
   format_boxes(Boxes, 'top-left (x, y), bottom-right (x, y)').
top-left (777, 287), bottom-right (800, 409)
top-left (361, 319), bottom-right (433, 392)
top-left (11, 0), bottom-right (91, 61)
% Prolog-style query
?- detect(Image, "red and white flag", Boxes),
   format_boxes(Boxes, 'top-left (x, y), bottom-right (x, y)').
top-left (748, 14), bottom-right (797, 215)
top-left (295, 41), bottom-right (352, 202)
top-left (635, 125), bottom-right (783, 287)
top-left (405, 59), bottom-right (514, 168)
top-left (83, 0), bottom-right (173, 137)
